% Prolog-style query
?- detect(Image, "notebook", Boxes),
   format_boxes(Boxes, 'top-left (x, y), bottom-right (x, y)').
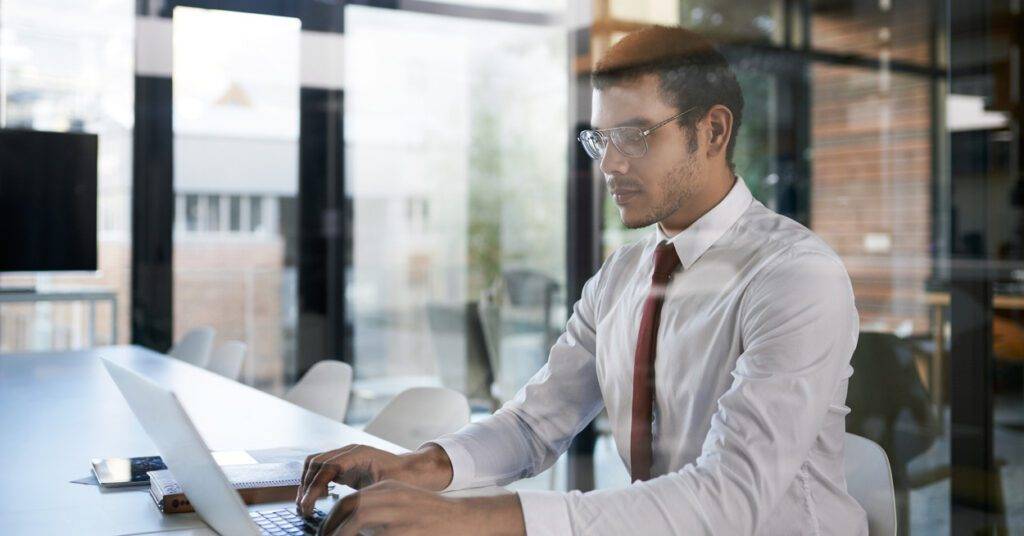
top-left (149, 461), bottom-right (303, 514)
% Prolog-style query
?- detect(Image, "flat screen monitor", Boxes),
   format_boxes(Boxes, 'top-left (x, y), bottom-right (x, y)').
top-left (0, 129), bottom-right (98, 272)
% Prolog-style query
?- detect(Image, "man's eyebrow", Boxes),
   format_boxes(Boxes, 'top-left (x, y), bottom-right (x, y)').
top-left (592, 116), bottom-right (651, 130)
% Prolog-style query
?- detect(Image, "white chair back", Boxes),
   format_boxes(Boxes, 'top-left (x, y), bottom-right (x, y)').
top-left (284, 360), bottom-right (353, 422)
top-left (363, 387), bottom-right (470, 451)
top-left (206, 341), bottom-right (246, 381)
top-left (844, 432), bottom-right (897, 536)
top-left (168, 327), bottom-right (216, 367)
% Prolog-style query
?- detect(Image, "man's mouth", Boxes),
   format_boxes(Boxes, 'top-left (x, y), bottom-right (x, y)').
top-left (611, 189), bottom-right (640, 205)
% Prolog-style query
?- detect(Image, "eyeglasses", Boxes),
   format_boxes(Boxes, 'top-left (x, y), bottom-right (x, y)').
top-left (578, 106), bottom-right (698, 160)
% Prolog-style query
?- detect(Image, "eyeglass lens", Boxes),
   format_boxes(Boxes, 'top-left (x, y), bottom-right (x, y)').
top-left (579, 128), bottom-right (647, 160)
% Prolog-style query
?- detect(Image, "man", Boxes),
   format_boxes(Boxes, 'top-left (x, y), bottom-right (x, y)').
top-left (297, 25), bottom-right (867, 535)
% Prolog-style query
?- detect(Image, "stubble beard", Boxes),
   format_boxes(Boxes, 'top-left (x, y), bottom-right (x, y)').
top-left (621, 156), bottom-right (702, 230)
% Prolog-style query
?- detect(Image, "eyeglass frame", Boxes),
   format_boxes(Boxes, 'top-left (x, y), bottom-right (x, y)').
top-left (578, 105), bottom-right (700, 160)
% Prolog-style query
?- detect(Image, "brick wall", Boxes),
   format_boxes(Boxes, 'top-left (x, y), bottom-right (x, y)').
top-left (811, 2), bottom-right (934, 333)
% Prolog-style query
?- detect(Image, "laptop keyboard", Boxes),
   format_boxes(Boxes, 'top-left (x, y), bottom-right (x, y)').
top-left (250, 508), bottom-right (326, 535)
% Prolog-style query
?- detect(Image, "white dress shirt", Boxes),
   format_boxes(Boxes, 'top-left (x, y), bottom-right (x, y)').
top-left (430, 177), bottom-right (868, 535)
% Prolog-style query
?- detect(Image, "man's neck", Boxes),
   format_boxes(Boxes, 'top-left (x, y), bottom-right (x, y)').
top-left (659, 170), bottom-right (737, 238)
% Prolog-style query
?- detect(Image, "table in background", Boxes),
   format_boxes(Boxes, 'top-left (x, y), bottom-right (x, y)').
top-left (924, 292), bottom-right (1024, 407)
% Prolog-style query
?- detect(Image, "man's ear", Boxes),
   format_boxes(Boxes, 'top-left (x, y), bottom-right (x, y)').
top-left (704, 105), bottom-right (734, 160)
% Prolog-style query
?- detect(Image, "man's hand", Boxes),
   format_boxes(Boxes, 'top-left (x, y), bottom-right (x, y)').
top-left (296, 444), bottom-right (453, 516)
top-left (316, 480), bottom-right (525, 536)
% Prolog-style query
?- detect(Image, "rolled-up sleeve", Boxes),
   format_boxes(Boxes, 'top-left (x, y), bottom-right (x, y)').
top-left (508, 249), bottom-right (859, 535)
top-left (426, 260), bottom-right (610, 493)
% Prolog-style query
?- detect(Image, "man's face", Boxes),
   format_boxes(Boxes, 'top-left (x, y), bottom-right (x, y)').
top-left (591, 74), bottom-right (707, 229)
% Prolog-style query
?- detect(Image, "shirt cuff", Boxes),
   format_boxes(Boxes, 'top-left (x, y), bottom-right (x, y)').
top-left (422, 436), bottom-right (476, 492)
top-left (516, 490), bottom-right (573, 536)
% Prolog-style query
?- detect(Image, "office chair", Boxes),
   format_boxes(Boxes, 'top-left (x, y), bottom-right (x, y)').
top-left (844, 432), bottom-right (897, 536)
top-left (363, 387), bottom-right (470, 451)
top-left (168, 326), bottom-right (217, 368)
top-left (206, 341), bottom-right (246, 381)
top-left (284, 360), bottom-right (354, 422)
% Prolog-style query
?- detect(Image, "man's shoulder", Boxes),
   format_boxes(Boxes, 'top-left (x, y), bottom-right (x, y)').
top-left (735, 201), bottom-right (843, 264)
top-left (731, 203), bottom-right (853, 308)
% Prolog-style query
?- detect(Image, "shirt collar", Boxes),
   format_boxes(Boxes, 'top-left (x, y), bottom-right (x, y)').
top-left (650, 175), bottom-right (753, 270)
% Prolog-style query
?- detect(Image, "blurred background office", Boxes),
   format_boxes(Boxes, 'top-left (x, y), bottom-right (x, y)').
top-left (0, 0), bottom-right (1021, 533)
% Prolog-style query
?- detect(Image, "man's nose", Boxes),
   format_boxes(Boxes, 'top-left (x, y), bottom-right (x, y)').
top-left (598, 142), bottom-right (630, 177)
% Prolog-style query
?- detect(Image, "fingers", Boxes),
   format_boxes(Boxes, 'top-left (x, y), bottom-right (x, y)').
top-left (298, 452), bottom-right (332, 508)
top-left (296, 445), bottom-right (405, 517)
top-left (298, 453), bottom-right (318, 503)
top-left (297, 446), bottom-right (359, 507)
top-left (301, 446), bottom-right (354, 491)
top-left (299, 461), bottom-right (344, 516)
top-left (300, 451), bottom-right (331, 495)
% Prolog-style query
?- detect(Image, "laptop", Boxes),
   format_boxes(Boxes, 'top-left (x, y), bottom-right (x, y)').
top-left (101, 358), bottom-right (328, 535)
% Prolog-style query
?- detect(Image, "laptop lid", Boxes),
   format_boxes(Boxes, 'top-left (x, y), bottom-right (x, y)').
top-left (101, 358), bottom-right (260, 536)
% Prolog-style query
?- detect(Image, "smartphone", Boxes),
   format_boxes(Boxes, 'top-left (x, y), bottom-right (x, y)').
top-left (91, 455), bottom-right (166, 487)
top-left (91, 450), bottom-right (257, 487)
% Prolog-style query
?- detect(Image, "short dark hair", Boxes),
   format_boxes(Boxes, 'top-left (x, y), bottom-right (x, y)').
top-left (592, 25), bottom-right (744, 171)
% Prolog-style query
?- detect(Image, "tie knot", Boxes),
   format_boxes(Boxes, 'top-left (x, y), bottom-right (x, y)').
top-left (652, 241), bottom-right (680, 280)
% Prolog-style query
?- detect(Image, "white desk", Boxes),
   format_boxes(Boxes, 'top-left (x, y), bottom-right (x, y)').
top-left (0, 345), bottom-right (408, 535)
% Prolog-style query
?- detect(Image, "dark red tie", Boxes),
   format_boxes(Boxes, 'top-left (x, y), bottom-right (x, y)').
top-left (630, 241), bottom-right (681, 482)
